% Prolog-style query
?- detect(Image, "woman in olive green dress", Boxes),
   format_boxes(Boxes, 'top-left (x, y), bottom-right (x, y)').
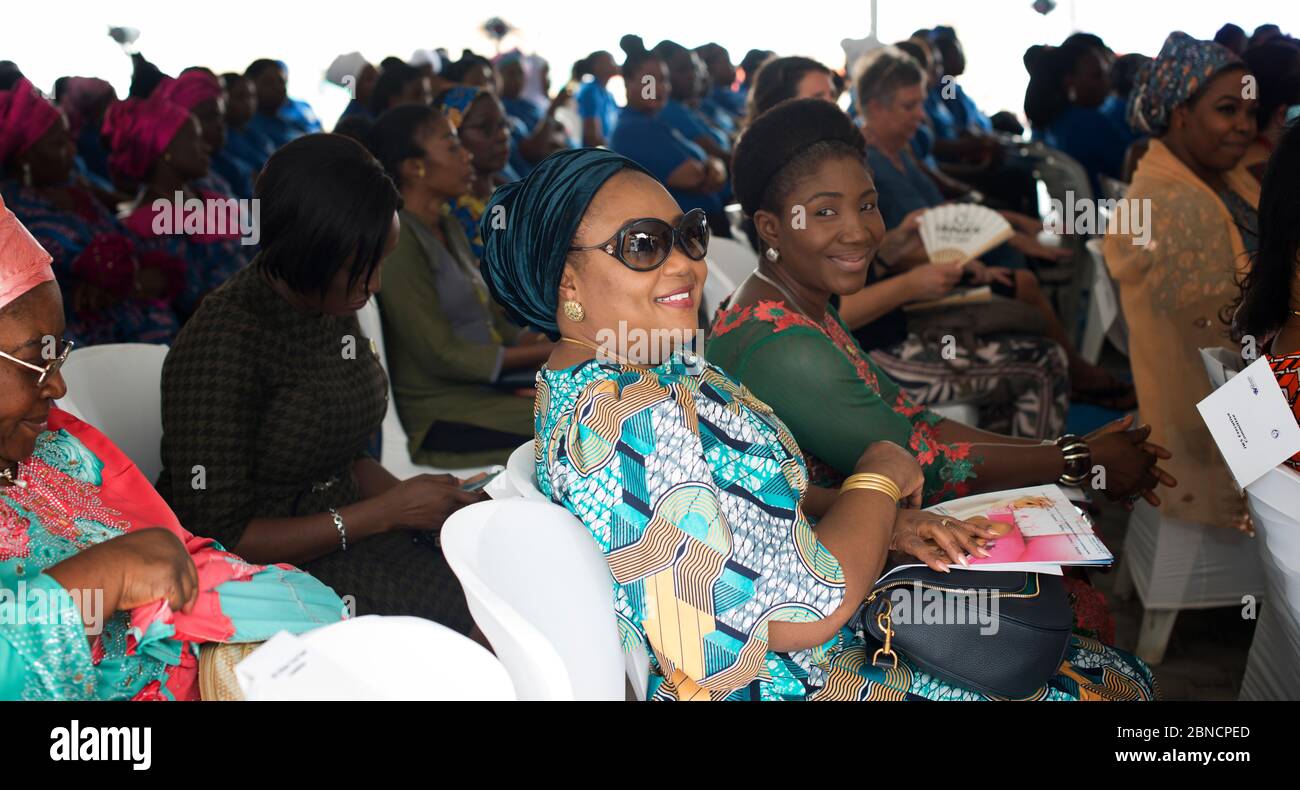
top-left (366, 104), bottom-right (553, 469)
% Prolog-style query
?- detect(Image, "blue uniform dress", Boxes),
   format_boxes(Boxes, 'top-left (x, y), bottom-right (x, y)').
top-left (659, 99), bottom-right (729, 153)
top-left (1040, 105), bottom-right (1134, 196)
top-left (609, 106), bottom-right (722, 215)
top-left (576, 79), bottom-right (619, 140)
top-left (925, 83), bottom-right (992, 141)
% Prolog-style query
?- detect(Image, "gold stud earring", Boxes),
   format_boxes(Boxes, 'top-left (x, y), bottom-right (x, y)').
top-left (562, 300), bottom-right (585, 322)
top-left (415, 164), bottom-right (426, 179)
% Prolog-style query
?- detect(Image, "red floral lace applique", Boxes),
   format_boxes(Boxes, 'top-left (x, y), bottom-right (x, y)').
top-left (1, 457), bottom-right (129, 547)
top-left (820, 315), bottom-right (880, 391)
top-left (709, 302), bottom-right (753, 337)
top-left (0, 507), bottom-right (31, 560)
top-left (752, 300), bottom-right (822, 334)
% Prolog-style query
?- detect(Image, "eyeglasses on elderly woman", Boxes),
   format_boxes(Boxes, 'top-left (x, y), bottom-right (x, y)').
top-left (0, 337), bottom-right (74, 387)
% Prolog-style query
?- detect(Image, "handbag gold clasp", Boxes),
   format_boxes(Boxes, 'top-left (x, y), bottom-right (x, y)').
top-left (871, 598), bottom-right (898, 669)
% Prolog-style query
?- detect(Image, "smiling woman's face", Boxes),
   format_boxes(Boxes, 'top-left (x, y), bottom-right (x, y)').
top-left (558, 171), bottom-right (707, 363)
top-left (0, 282), bottom-right (68, 466)
top-left (1170, 67), bottom-right (1257, 173)
top-left (755, 153), bottom-right (885, 297)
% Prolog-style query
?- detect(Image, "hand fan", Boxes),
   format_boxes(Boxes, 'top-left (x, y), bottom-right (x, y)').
top-left (918, 204), bottom-right (1014, 266)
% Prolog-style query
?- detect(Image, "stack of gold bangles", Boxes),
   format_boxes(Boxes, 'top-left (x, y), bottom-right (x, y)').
top-left (840, 472), bottom-right (901, 505)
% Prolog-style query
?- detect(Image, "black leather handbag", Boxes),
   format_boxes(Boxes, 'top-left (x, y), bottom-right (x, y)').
top-left (863, 568), bottom-right (1073, 698)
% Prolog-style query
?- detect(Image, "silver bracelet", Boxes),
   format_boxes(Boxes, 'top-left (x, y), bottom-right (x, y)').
top-left (328, 507), bottom-right (348, 552)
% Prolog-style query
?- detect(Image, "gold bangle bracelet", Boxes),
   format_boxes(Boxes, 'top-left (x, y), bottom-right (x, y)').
top-left (841, 473), bottom-right (901, 504)
top-left (842, 473), bottom-right (901, 498)
top-left (841, 482), bottom-right (901, 505)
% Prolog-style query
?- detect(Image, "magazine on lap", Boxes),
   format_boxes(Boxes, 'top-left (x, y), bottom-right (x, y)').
top-left (878, 485), bottom-right (1112, 582)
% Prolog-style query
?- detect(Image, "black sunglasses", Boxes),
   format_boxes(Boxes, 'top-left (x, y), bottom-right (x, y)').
top-left (569, 208), bottom-right (710, 271)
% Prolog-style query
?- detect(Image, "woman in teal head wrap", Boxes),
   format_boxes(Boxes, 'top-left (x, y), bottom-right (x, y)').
top-left (476, 149), bottom-right (1149, 702)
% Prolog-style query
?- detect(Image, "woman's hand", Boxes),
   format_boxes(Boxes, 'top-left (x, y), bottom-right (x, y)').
top-left (376, 474), bottom-right (489, 532)
top-left (963, 259), bottom-right (1014, 287)
top-left (44, 528), bottom-right (200, 637)
top-left (905, 263), bottom-right (963, 301)
top-left (1085, 414), bottom-right (1176, 508)
top-left (111, 528), bottom-right (200, 613)
top-left (878, 209), bottom-right (927, 268)
top-left (890, 510), bottom-right (996, 572)
top-left (702, 158), bottom-right (728, 192)
top-left (854, 441), bottom-right (925, 508)
top-left (1009, 231), bottom-right (1073, 264)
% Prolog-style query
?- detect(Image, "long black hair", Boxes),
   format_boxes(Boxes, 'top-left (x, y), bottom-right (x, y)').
top-left (1230, 120), bottom-right (1300, 341)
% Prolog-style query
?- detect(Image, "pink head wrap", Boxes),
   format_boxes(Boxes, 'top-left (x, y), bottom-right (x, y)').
top-left (102, 93), bottom-right (192, 182)
top-left (153, 70), bottom-right (223, 112)
top-left (57, 76), bottom-right (116, 135)
top-left (0, 78), bottom-right (62, 165)
top-left (0, 192), bottom-right (56, 311)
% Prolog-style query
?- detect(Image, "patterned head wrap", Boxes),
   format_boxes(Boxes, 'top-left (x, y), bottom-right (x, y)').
top-left (1129, 31), bottom-right (1245, 135)
top-left (479, 148), bottom-right (650, 338)
top-left (437, 85), bottom-right (485, 130)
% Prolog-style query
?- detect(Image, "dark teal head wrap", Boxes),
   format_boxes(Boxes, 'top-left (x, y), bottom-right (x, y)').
top-left (480, 148), bottom-right (650, 339)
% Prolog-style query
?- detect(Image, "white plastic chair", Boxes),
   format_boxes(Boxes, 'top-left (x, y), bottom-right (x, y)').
top-left (702, 263), bottom-right (738, 323)
top-left (1081, 239), bottom-right (1129, 363)
top-left (357, 298), bottom-right (493, 480)
top-left (1028, 143), bottom-right (1091, 330)
top-left (441, 498), bottom-right (630, 700)
top-left (1115, 501), bottom-right (1264, 664)
top-left (1112, 349), bottom-right (1265, 664)
top-left (58, 343), bottom-right (168, 482)
top-left (723, 202), bottom-right (747, 240)
top-left (507, 440), bottom-right (549, 501)
top-left (237, 615), bottom-right (515, 700)
top-left (707, 236), bottom-right (760, 290)
top-left (501, 442), bottom-right (653, 697)
top-left (1240, 464), bottom-right (1300, 700)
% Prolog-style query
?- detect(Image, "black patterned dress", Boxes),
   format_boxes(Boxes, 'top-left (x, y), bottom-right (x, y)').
top-left (156, 263), bottom-right (474, 632)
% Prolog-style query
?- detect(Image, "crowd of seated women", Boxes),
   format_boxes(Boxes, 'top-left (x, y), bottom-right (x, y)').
top-left (1, 18), bottom-right (1297, 700)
